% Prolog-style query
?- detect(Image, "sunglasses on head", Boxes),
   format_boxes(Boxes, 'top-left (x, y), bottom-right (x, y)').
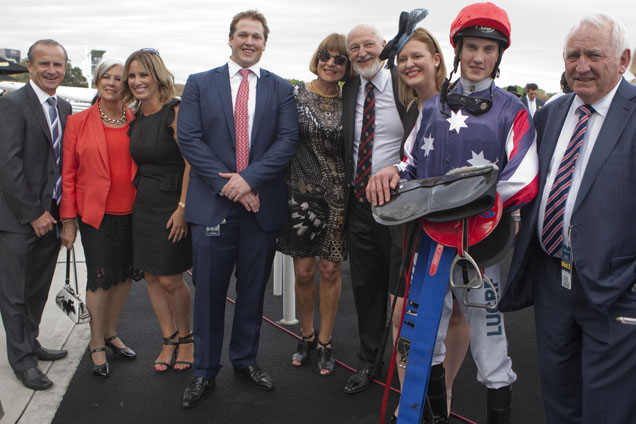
top-left (140, 48), bottom-right (160, 56)
top-left (318, 51), bottom-right (348, 66)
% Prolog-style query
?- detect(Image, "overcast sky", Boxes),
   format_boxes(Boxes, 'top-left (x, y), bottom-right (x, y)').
top-left (4, 0), bottom-right (635, 93)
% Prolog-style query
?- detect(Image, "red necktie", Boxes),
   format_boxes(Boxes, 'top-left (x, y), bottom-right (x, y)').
top-left (235, 69), bottom-right (250, 172)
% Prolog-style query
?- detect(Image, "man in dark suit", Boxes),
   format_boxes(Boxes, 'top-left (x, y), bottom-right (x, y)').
top-left (520, 82), bottom-right (544, 118)
top-left (500, 14), bottom-right (636, 423)
top-left (177, 10), bottom-right (298, 409)
top-left (0, 39), bottom-right (71, 390)
top-left (341, 24), bottom-right (405, 394)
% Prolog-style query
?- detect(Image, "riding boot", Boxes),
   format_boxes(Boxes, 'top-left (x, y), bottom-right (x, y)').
top-left (486, 386), bottom-right (511, 424)
top-left (421, 364), bottom-right (448, 424)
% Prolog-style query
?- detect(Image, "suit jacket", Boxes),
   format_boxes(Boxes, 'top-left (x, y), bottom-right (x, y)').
top-left (59, 102), bottom-right (136, 229)
top-left (0, 83), bottom-right (71, 234)
top-left (501, 79), bottom-right (636, 314)
top-left (342, 68), bottom-right (405, 212)
top-left (521, 95), bottom-right (545, 114)
top-left (177, 64), bottom-right (299, 231)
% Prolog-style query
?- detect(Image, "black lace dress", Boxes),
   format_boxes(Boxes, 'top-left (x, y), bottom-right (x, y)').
top-left (276, 83), bottom-right (347, 262)
top-left (129, 99), bottom-right (192, 275)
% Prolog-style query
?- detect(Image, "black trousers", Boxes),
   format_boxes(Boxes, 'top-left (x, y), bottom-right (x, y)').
top-left (346, 197), bottom-right (402, 369)
top-left (0, 226), bottom-right (60, 372)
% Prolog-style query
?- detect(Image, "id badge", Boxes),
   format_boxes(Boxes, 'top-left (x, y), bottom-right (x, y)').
top-left (205, 219), bottom-right (226, 237)
top-left (561, 244), bottom-right (572, 290)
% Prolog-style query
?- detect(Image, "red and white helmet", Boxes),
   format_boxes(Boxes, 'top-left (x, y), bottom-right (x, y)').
top-left (449, 2), bottom-right (511, 50)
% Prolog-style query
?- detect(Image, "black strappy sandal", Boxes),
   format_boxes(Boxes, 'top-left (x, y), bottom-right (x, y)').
top-left (174, 332), bottom-right (194, 372)
top-left (154, 330), bottom-right (178, 373)
top-left (316, 338), bottom-right (335, 376)
top-left (291, 330), bottom-right (317, 367)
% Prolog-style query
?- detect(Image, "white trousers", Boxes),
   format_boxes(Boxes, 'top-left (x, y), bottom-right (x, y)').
top-left (431, 262), bottom-right (517, 389)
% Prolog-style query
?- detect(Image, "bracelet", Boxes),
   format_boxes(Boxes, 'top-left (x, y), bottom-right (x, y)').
top-left (178, 201), bottom-right (186, 209)
top-left (61, 218), bottom-right (74, 224)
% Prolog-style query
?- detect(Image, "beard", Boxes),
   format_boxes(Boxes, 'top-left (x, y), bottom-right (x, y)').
top-left (353, 55), bottom-right (384, 79)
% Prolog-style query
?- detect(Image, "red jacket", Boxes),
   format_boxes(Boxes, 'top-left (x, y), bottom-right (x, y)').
top-left (60, 102), bottom-right (136, 229)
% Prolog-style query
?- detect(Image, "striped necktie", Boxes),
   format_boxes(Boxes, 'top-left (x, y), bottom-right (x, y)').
top-left (353, 82), bottom-right (375, 202)
top-left (234, 69), bottom-right (250, 172)
top-left (46, 96), bottom-right (62, 204)
top-left (541, 104), bottom-right (594, 255)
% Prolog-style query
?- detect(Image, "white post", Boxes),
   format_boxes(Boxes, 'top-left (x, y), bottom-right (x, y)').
top-left (272, 252), bottom-right (298, 325)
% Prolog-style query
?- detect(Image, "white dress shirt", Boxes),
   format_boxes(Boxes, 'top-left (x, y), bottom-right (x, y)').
top-left (352, 67), bottom-right (403, 182)
top-left (537, 79), bottom-right (621, 253)
top-left (228, 58), bottom-right (260, 146)
top-left (29, 80), bottom-right (61, 140)
top-left (526, 96), bottom-right (536, 117)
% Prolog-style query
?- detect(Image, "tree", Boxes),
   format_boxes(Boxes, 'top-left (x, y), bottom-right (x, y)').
top-left (12, 59), bottom-right (88, 87)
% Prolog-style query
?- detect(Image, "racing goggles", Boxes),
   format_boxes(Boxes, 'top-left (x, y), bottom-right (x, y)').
top-left (442, 80), bottom-right (492, 115)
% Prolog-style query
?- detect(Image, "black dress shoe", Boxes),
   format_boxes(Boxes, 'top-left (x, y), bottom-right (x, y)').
top-left (15, 367), bottom-right (53, 390)
top-left (88, 347), bottom-right (110, 378)
top-left (181, 377), bottom-right (210, 409)
top-left (344, 367), bottom-right (373, 394)
top-left (105, 335), bottom-right (136, 360)
top-left (36, 346), bottom-right (68, 361)
top-left (234, 364), bottom-right (275, 390)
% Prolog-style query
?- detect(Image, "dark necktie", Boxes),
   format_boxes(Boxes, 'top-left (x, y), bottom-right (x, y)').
top-left (353, 82), bottom-right (375, 202)
top-left (541, 104), bottom-right (594, 255)
top-left (46, 96), bottom-right (62, 203)
top-left (234, 69), bottom-right (250, 172)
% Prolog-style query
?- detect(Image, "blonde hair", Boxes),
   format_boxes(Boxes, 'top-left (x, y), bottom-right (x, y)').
top-left (120, 50), bottom-right (175, 108)
top-left (397, 28), bottom-right (447, 107)
top-left (309, 33), bottom-right (352, 82)
top-left (630, 47), bottom-right (636, 79)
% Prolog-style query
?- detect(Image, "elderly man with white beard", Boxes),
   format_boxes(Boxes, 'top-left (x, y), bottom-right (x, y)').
top-left (341, 24), bottom-right (406, 394)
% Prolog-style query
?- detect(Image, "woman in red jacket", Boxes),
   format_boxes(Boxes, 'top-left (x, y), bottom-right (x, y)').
top-left (60, 58), bottom-right (137, 378)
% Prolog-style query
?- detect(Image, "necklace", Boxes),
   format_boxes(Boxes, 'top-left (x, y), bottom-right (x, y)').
top-left (99, 99), bottom-right (127, 125)
top-left (310, 80), bottom-right (340, 98)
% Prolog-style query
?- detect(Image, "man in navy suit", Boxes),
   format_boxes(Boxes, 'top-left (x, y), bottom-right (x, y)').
top-left (177, 10), bottom-right (298, 409)
top-left (520, 82), bottom-right (544, 118)
top-left (0, 39), bottom-right (71, 390)
top-left (500, 14), bottom-right (636, 423)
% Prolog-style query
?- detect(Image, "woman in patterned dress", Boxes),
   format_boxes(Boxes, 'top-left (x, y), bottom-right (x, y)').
top-left (276, 33), bottom-right (352, 376)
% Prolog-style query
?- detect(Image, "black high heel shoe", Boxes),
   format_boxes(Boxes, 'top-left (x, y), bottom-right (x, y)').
top-left (316, 338), bottom-right (335, 376)
top-left (88, 347), bottom-right (110, 378)
top-left (174, 332), bottom-right (194, 372)
top-left (291, 331), bottom-right (317, 367)
top-left (154, 330), bottom-right (178, 373)
top-left (105, 334), bottom-right (136, 360)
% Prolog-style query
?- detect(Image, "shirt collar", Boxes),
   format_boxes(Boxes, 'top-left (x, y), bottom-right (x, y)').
top-left (228, 58), bottom-right (261, 78)
top-left (29, 80), bottom-right (57, 105)
top-left (571, 78), bottom-right (622, 119)
top-left (361, 66), bottom-right (390, 93)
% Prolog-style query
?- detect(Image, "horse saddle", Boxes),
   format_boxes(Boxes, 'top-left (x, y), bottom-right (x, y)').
top-left (372, 164), bottom-right (499, 226)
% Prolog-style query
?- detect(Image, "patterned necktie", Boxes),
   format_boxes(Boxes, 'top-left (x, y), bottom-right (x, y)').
top-left (234, 69), bottom-right (250, 172)
top-left (353, 82), bottom-right (375, 202)
top-left (46, 97), bottom-right (62, 203)
top-left (541, 104), bottom-right (594, 255)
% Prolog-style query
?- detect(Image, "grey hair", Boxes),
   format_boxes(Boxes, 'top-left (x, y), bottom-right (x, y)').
top-left (27, 39), bottom-right (68, 64)
top-left (564, 13), bottom-right (629, 59)
top-left (93, 58), bottom-right (124, 87)
top-left (346, 24), bottom-right (385, 51)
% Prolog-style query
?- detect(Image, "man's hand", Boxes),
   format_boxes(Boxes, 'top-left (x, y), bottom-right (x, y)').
top-left (366, 166), bottom-right (401, 206)
top-left (60, 220), bottom-right (77, 249)
top-left (30, 211), bottom-right (57, 238)
top-left (219, 172), bottom-right (252, 202)
top-left (238, 192), bottom-right (260, 213)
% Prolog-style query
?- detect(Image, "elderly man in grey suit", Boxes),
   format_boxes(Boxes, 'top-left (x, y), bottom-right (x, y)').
top-left (500, 14), bottom-right (636, 423)
top-left (0, 39), bottom-right (71, 390)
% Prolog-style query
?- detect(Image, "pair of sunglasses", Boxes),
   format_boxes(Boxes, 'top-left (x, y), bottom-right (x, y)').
top-left (442, 80), bottom-right (492, 116)
top-left (141, 48), bottom-right (160, 56)
top-left (318, 51), bottom-right (348, 66)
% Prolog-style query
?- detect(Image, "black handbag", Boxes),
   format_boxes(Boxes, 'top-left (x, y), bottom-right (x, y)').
top-left (54, 247), bottom-right (90, 324)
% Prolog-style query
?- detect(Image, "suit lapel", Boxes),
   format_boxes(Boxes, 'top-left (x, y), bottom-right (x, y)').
top-left (213, 65), bottom-right (236, 142)
top-left (90, 104), bottom-right (110, 170)
top-left (251, 70), bottom-right (270, 148)
top-left (573, 80), bottom-right (636, 213)
top-left (24, 84), bottom-right (53, 143)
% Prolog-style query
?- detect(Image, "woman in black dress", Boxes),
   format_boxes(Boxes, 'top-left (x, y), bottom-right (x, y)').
top-left (121, 49), bottom-right (193, 372)
top-left (276, 34), bottom-right (351, 376)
